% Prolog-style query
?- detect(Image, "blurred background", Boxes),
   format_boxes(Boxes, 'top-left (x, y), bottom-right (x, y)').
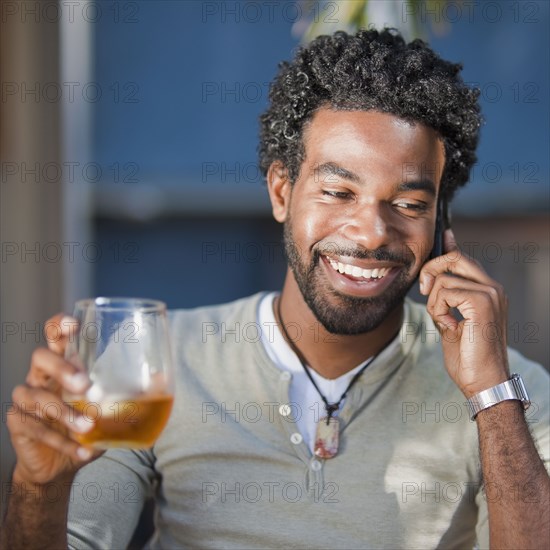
top-left (1, 0), bottom-right (548, 516)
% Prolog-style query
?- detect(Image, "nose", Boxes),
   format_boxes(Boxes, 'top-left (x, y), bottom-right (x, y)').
top-left (340, 202), bottom-right (394, 251)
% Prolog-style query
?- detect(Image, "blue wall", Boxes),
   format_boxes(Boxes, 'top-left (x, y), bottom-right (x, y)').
top-left (92, 0), bottom-right (549, 308)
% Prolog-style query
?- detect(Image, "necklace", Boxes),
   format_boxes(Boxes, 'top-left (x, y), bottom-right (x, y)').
top-left (276, 297), bottom-right (384, 459)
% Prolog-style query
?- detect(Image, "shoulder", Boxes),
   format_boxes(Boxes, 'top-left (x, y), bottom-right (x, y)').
top-left (403, 297), bottom-right (442, 361)
top-left (506, 347), bottom-right (549, 382)
top-left (403, 298), bottom-right (549, 397)
top-left (404, 297), bottom-right (435, 328)
top-left (167, 292), bottom-right (271, 364)
top-left (168, 292), bottom-right (267, 330)
top-left (405, 298), bottom-right (549, 382)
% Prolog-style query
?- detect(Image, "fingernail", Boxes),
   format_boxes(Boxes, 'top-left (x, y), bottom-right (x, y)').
top-left (60, 316), bottom-right (78, 334)
top-left (419, 278), bottom-right (425, 294)
top-left (423, 274), bottom-right (434, 294)
top-left (64, 372), bottom-right (89, 393)
top-left (73, 415), bottom-right (93, 433)
top-left (77, 447), bottom-right (92, 461)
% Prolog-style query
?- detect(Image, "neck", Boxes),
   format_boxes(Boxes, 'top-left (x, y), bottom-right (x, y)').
top-left (275, 273), bottom-right (403, 380)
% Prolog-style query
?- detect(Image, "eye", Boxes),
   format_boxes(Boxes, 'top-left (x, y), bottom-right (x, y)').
top-left (323, 190), bottom-right (352, 199)
top-left (393, 201), bottom-right (428, 213)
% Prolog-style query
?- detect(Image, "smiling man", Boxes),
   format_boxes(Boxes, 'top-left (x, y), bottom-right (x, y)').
top-left (3, 29), bottom-right (549, 550)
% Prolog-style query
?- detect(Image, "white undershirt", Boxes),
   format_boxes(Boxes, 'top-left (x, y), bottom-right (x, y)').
top-left (258, 292), bottom-right (398, 452)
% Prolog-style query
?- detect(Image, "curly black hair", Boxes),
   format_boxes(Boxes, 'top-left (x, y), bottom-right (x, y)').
top-left (259, 28), bottom-right (481, 200)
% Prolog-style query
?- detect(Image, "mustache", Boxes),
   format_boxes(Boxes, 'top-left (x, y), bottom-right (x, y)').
top-left (314, 244), bottom-right (413, 265)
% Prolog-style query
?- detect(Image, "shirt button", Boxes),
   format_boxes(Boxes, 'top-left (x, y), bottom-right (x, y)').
top-left (311, 460), bottom-right (322, 471)
top-left (280, 372), bottom-right (291, 381)
top-left (279, 404), bottom-right (292, 417)
top-left (290, 433), bottom-right (303, 445)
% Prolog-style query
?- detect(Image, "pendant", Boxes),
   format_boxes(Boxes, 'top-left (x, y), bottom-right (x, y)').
top-left (314, 416), bottom-right (339, 459)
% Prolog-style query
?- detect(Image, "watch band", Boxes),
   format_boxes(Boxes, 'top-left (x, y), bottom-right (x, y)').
top-left (467, 373), bottom-right (530, 420)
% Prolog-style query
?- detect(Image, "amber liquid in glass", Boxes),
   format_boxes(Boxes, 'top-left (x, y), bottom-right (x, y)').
top-left (70, 393), bottom-right (174, 449)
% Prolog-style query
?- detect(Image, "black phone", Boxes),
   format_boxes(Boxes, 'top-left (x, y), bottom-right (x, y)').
top-left (429, 195), bottom-right (450, 260)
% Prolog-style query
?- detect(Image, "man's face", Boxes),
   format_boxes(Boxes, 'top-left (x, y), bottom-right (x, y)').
top-left (275, 109), bottom-right (446, 335)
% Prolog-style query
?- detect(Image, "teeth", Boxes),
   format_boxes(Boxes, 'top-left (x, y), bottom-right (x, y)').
top-left (326, 257), bottom-right (391, 280)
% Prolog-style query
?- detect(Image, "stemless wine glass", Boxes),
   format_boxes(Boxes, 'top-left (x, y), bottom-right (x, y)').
top-left (64, 297), bottom-right (174, 449)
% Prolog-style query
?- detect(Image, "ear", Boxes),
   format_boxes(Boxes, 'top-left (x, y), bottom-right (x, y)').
top-left (266, 161), bottom-right (292, 223)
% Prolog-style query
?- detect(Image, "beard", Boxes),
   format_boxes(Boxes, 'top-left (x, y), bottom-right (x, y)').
top-left (283, 220), bottom-right (418, 335)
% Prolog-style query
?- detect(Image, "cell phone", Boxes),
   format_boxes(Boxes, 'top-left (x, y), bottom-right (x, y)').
top-left (429, 195), bottom-right (450, 260)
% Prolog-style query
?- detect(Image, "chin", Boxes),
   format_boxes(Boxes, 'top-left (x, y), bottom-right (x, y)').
top-left (302, 280), bottom-right (411, 335)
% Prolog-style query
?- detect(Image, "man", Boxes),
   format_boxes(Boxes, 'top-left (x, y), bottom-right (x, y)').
top-left (2, 29), bottom-right (549, 549)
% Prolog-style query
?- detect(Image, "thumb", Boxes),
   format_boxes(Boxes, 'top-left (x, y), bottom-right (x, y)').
top-left (443, 228), bottom-right (458, 253)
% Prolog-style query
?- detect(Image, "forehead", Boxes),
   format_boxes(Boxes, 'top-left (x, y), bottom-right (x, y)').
top-left (302, 108), bottom-right (445, 181)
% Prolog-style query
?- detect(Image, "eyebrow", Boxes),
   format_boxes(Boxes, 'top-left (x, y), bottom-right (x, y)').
top-left (315, 162), bottom-right (361, 184)
top-left (398, 180), bottom-right (437, 197)
top-left (315, 162), bottom-right (437, 197)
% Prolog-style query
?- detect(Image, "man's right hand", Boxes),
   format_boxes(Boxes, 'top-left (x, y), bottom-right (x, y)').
top-left (7, 314), bottom-right (101, 487)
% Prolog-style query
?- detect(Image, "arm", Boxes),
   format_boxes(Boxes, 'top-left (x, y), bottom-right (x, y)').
top-left (1, 469), bottom-right (75, 549)
top-left (1, 315), bottom-right (99, 549)
top-left (420, 229), bottom-right (550, 549)
top-left (477, 401), bottom-right (549, 548)
top-left (3, 454), bottom-right (151, 550)
top-left (66, 450), bottom-right (153, 549)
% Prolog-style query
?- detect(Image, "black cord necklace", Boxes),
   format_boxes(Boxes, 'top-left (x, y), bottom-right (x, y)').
top-left (276, 297), bottom-right (386, 459)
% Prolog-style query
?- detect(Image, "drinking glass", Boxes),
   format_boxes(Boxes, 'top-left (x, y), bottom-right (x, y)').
top-left (64, 297), bottom-right (174, 449)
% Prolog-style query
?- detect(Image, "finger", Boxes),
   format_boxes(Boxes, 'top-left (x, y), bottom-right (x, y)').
top-left (45, 314), bottom-right (78, 356)
top-left (420, 246), bottom-right (493, 295)
top-left (426, 275), bottom-right (485, 325)
top-left (27, 348), bottom-right (89, 395)
top-left (38, 428), bottom-right (95, 462)
top-left (10, 416), bottom-right (95, 463)
top-left (443, 228), bottom-right (458, 253)
top-left (427, 274), bottom-right (503, 314)
top-left (10, 385), bottom-right (94, 435)
top-left (430, 287), bottom-right (497, 331)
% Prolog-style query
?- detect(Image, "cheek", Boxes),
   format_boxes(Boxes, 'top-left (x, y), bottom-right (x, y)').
top-left (292, 202), bottom-right (330, 245)
top-left (402, 224), bottom-right (434, 266)
top-left (302, 215), bottom-right (322, 245)
top-left (419, 230), bottom-right (435, 265)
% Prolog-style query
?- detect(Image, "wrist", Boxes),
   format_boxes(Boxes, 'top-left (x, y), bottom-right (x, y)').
top-left (12, 464), bottom-right (76, 493)
top-left (467, 373), bottom-right (530, 421)
top-left (460, 360), bottom-right (511, 399)
top-left (462, 374), bottom-right (509, 400)
top-left (12, 465), bottom-right (40, 488)
top-left (474, 398), bottom-right (525, 424)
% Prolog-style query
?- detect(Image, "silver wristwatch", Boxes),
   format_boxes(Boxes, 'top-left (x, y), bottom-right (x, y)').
top-left (467, 373), bottom-right (530, 420)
